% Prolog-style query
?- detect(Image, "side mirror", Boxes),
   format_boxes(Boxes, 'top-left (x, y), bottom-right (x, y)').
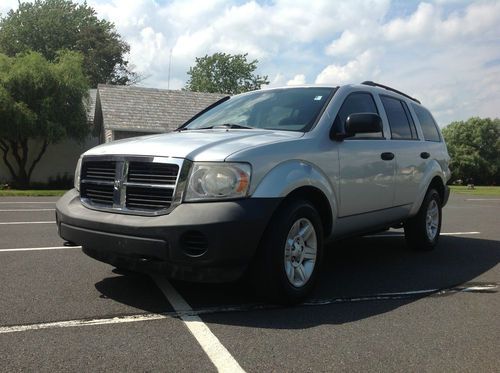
top-left (331, 113), bottom-right (382, 141)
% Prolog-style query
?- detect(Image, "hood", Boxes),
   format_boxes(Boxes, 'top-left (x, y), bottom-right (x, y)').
top-left (84, 129), bottom-right (303, 161)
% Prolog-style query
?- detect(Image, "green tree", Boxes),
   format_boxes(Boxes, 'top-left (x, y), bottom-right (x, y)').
top-left (185, 52), bottom-right (269, 94)
top-left (442, 117), bottom-right (500, 185)
top-left (0, 51), bottom-right (89, 187)
top-left (0, 0), bottom-right (137, 87)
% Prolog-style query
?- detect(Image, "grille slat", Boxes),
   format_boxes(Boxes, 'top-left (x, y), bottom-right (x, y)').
top-left (126, 186), bottom-right (173, 211)
top-left (125, 197), bottom-right (171, 203)
top-left (82, 161), bottom-right (117, 188)
top-left (126, 192), bottom-right (171, 199)
top-left (81, 183), bottom-right (114, 206)
top-left (128, 162), bottom-right (179, 185)
top-left (181, 231), bottom-right (208, 256)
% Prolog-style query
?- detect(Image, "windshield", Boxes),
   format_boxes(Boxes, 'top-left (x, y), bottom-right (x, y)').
top-left (184, 87), bottom-right (334, 132)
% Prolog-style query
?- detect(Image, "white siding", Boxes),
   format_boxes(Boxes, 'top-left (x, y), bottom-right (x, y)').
top-left (0, 136), bottom-right (98, 184)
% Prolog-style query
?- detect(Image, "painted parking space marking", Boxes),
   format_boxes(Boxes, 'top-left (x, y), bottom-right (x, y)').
top-left (153, 275), bottom-right (246, 373)
top-left (440, 232), bottom-right (481, 235)
top-left (466, 198), bottom-right (500, 201)
top-left (363, 231), bottom-right (481, 238)
top-left (0, 246), bottom-right (81, 252)
top-left (0, 221), bottom-right (55, 225)
top-left (0, 209), bottom-right (55, 212)
top-left (0, 202), bottom-right (55, 204)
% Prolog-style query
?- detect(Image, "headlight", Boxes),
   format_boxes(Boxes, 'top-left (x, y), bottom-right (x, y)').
top-left (185, 162), bottom-right (251, 201)
top-left (74, 157), bottom-right (82, 191)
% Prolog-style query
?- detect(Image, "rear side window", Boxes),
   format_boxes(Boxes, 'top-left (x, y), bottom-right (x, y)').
top-left (334, 92), bottom-right (382, 139)
top-left (381, 96), bottom-right (417, 140)
top-left (412, 104), bottom-right (441, 142)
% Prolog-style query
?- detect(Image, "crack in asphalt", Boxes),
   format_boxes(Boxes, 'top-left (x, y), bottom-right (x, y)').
top-left (0, 282), bottom-right (496, 333)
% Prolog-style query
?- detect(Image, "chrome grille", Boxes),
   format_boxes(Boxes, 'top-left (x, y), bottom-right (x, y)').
top-left (82, 161), bottom-right (116, 182)
top-left (81, 183), bottom-right (114, 205)
top-left (128, 162), bottom-right (178, 185)
top-left (79, 156), bottom-right (185, 215)
top-left (126, 186), bottom-right (174, 210)
top-left (80, 161), bottom-right (117, 207)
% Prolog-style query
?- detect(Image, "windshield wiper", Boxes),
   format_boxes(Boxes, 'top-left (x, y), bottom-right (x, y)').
top-left (197, 123), bottom-right (254, 130)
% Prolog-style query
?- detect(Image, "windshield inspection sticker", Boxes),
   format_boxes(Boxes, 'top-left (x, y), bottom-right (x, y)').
top-left (314, 96), bottom-right (323, 101)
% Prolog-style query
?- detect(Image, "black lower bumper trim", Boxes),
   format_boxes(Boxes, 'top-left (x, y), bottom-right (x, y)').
top-left (56, 190), bottom-right (281, 283)
top-left (60, 223), bottom-right (168, 261)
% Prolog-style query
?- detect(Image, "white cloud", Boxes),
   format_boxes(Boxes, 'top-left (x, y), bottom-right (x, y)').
top-left (287, 74), bottom-right (306, 86)
top-left (317, 0), bottom-right (500, 124)
top-left (1, 0), bottom-right (498, 124)
top-left (0, 0), bottom-right (18, 16)
top-left (79, 0), bottom-right (393, 91)
top-left (315, 50), bottom-right (379, 85)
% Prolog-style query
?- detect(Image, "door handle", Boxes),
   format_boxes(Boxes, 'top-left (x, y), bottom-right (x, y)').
top-left (420, 152), bottom-right (430, 159)
top-left (381, 152), bottom-right (395, 161)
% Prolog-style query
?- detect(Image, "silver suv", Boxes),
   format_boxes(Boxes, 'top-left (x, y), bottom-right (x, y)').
top-left (56, 81), bottom-right (451, 303)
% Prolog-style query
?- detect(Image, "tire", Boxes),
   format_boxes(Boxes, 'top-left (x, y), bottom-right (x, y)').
top-left (253, 199), bottom-right (323, 304)
top-left (112, 267), bottom-right (138, 276)
top-left (404, 188), bottom-right (442, 251)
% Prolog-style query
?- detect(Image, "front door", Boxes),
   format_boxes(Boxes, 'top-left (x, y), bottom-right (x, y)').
top-left (335, 92), bottom-right (395, 217)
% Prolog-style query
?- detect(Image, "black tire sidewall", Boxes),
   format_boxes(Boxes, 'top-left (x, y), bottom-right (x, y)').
top-left (258, 199), bottom-right (323, 303)
top-left (405, 188), bottom-right (442, 250)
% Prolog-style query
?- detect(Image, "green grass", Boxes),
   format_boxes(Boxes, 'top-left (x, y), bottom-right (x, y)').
top-left (0, 189), bottom-right (67, 197)
top-left (1, 186), bottom-right (499, 197)
top-left (450, 185), bottom-right (500, 196)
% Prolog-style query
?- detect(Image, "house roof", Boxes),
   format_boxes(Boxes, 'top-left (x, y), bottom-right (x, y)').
top-left (97, 84), bottom-right (227, 132)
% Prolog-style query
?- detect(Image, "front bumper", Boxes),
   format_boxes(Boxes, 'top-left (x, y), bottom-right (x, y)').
top-left (56, 189), bottom-right (281, 282)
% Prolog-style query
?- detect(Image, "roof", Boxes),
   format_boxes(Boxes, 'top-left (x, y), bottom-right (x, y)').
top-left (97, 84), bottom-right (227, 132)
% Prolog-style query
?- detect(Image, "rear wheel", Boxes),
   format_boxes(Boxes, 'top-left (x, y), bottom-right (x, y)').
top-left (254, 199), bottom-right (323, 304)
top-left (404, 188), bottom-right (442, 251)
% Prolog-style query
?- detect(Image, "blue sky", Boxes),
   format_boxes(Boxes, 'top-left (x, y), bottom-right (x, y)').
top-left (1, 0), bottom-right (499, 125)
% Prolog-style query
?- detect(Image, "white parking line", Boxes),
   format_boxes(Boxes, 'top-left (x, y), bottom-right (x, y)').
top-left (364, 231), bottom-right (481, 238)
top-left (441, 232), bottom-right (481, 236)
top-left (0, 209), bottom-right (55, 212)
top-left (0, 221), bottom-right (55, 225)
top-left (466, 198), bottom-right (500, 201)
top-left (153, 275), bottom-right (245, 373)
top-left (0, 246), bottom-right (81, 252)
top-left (0, 202), bottom-right (55, 204)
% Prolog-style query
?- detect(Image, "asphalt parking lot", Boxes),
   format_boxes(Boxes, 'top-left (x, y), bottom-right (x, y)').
top-left (0, 193), bottom-right (498, 372)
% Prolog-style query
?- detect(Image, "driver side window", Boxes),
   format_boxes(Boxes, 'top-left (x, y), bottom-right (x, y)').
top-left (334, 92), bottom-right (382, 139)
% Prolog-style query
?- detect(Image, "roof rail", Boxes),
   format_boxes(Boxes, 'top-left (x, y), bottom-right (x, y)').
top-left (361, 81), bottom-right (421, 104)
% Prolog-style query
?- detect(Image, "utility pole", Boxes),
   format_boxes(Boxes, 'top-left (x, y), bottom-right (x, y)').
top-left (167, 48), bottom-right (173, 90)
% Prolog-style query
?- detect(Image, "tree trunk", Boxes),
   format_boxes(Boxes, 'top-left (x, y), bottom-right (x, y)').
top-left (0, 139), bottom-right (48, 189)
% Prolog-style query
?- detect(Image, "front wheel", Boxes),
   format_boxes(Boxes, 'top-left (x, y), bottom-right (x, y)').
top-left (404, 188), bottom-right (442, 251)
top-left (253, 199), bottom-right (323, 304)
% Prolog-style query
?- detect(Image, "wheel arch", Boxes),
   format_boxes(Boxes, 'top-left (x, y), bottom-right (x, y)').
top-left (252, 160), bottom-right (337, 237)
top-left (428, 176), bottom-right (445, 203)
top-left (280, 186), bottom-right (333, 237)
top-left (409, 166), bottom-right (447, 216)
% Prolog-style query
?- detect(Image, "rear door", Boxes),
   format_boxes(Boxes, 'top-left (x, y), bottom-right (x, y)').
top-left (411, 103), bottom-right (449, 179)
top-left (379, 95), bottom-right (425, 206)
top-left (336, 92), bottom-right (395, 217)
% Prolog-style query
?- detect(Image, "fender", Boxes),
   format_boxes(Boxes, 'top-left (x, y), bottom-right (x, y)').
top-left (409, 159), bottom-right (447, 216)
top-left (252, 159), bottom-right (338, 232)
